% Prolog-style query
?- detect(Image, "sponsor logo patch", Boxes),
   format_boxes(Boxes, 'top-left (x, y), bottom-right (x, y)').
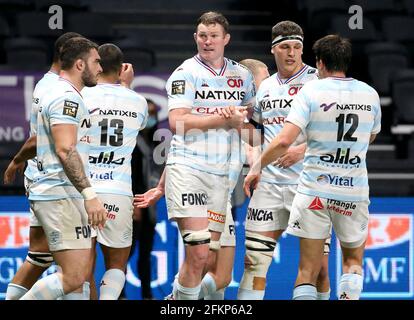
top-left (208, 211), bottom-right (225, 224)
top-left (308, 197), bottom-right (324, 210)
top-left (63, 100), bottom-right (79, 118)
top-left (171, 80), bottom-right (185, 95)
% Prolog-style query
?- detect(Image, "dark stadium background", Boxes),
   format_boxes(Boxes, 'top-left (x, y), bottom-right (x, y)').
top-left (0, 0), bottom-right (413, 300)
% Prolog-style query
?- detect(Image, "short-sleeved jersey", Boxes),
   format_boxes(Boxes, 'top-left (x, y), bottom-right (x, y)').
top-left (286, 76), bottom-right (381, 202)
top-left (253, 64), bottom-right (318, 184)
top-left (25, 71), bottom-right (59, 181)
top-left (166, 55), bottom-right (256, 175)
top-left (82, 83), bottom-right (148, 196)
top-left (29, 78), bottom-right (91, 201)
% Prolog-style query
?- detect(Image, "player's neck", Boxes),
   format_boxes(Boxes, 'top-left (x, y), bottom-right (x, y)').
top-left (98, 73), bottom-right (119, 85)
top-left (60, 70), bottom-right (84, 92)
top-left (198, 54), bottom-right (225, 70)
top-left (322, 71), bottom-right (346, 79)
top-left (49, 63), bottom-right (60, 75)
top-left (277, 62), bottom-right (304, 79)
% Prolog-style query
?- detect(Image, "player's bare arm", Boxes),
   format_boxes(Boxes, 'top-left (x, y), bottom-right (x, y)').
top-left (4, 135), bottom-right (37, 184)
top-left (169, 107), bottom-right (246, 133)
top-left (52, 123), bottom-right (107, 229)
top-left (274, 142), bottom-right (306, 169)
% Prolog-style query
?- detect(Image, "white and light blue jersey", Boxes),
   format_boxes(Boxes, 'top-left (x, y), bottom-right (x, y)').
top-left (29, 78), bottom-right (91, 201)
top-left (25, 71), bottom-right (59, 182)
top-left (286, 76), bottom-right (381, 201)
top-left (82, 83), bottom-right (148, 196)
top-left (253, 64), bottom-right (317, 185)
top-left (166, 55), bottom-right (256, 175)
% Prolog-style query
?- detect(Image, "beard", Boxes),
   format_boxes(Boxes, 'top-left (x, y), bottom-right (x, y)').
top-left (82, 64), bottom-right (97, 87)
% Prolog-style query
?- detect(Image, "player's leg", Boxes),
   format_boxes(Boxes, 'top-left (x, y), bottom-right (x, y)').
top-left (175, 217), bottom-right (210, 300)
top-left (333, 199), bottom-right (369, 300)
top-left (238, 183), bottom-right (286, 300)
top-left (97, 194), bottom-right (133, 300)
top-left (316, 238), bottom-right (331, 300)
top-left (20, 198), bottom-right (92, 300)
top-left (99, 245), bottom-right (130, 299)
top-left (6, 224), bottom-right (52, 299)
top-left (201, 203), bottom-right (235, 300)
top-left (165, 164), bottom-right (217, 300)
top-left (285, 193), bottom-right (331, 300)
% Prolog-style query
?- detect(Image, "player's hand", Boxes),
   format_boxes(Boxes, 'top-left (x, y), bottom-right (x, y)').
top-left (243, 169), bottom-right (261, 198)
top-left (4, 160), bottom-right (25, 184)
top-left (119, 63), bottom-right (134, 88)
top-left (219, 106), bottom-right (235, 119)
top-left (228, 107), bottom-right (248, 129)
top-left (134, 187), bottom-right (164, 208)
top-left (273, 145), bottom-right (304, 169)
top-left (84, 197), bottom-right (107, 230)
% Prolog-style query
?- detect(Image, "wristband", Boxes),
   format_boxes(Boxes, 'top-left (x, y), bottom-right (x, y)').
top-left (81, 187), bottom-right (97, 200)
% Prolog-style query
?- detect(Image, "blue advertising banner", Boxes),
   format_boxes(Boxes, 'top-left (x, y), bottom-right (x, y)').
top-left (0, 196), bottom-right (413, 300)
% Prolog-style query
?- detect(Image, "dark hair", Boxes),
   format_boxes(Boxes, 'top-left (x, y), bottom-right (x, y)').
top-left (98, 43), bottom-right (123, 75)
top-left (312, 34), bottom-right (352, 73)
top-left (52, 32), bottom-right (82, 63)
top-left (271, 21), bottom-right (303, 42)
top-left (60, 37), bottom-right (99, 70)
top-left (196, 11), bottom-right (229, 34)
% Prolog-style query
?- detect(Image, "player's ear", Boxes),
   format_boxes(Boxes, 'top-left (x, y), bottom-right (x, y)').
top-left (224, 33), bottom-right (230, 46)
top-left (75, 58), bottom-right (84, 72)
top-left (271, 47), bottom-right (274, 54)
top-left (193, 32), bottom-right (197, 43)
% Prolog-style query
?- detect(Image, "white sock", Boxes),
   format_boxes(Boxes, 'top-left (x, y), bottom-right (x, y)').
top-left (198, 273), bottom-right (217, 299)
top-left (237, 288), bottom-right (265, 300)
top-left (317, 289), bottom-right (331, 300)
top-left (205, 288), bottom-right (225, 300)
top-left (338, 273), bottom-right (363, 300)
top-left (293, 284), bottom-right (317, 300)
top-left (83, 282), bottom-right (90, 300)
top-left (174, 281), bottom-right (201, 300)
top-left (20, 273), bottom-right (64, 300)
top-left (6, 283), bottom-right (28, 300)
top-left (99, 269), bottom-right (125, 300)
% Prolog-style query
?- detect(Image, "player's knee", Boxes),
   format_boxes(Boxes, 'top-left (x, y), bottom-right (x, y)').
top-left (26, 251), bottom-right (53, 268)
top-left (62, 272), bottom-right (87, 292)
top-left (187, 246), bottom-right (209, 269)
top-left (244, 232), bottom-right (275, 274)
top-left (298, 266), bottom-right (320, 283)
top-left (181, 228), bottom-right (211, 247)
top-left (181, 228), bottom-right (211, 268)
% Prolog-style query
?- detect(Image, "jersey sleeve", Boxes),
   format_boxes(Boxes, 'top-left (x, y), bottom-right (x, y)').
top-left (165, 67), bottom-right (195, 110)
top-left (48, 91), bottom-right (85, 126)
top-left (371, 91), bottom-right (382, 135)
top-left (137, 95), bottom-right (149, 130)
top-left (242, 70), bottom-right (256, 108)
top-left (286, 84), bottom-right (312, 131)
top-left (252, 86), bottom-right (263, 124)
